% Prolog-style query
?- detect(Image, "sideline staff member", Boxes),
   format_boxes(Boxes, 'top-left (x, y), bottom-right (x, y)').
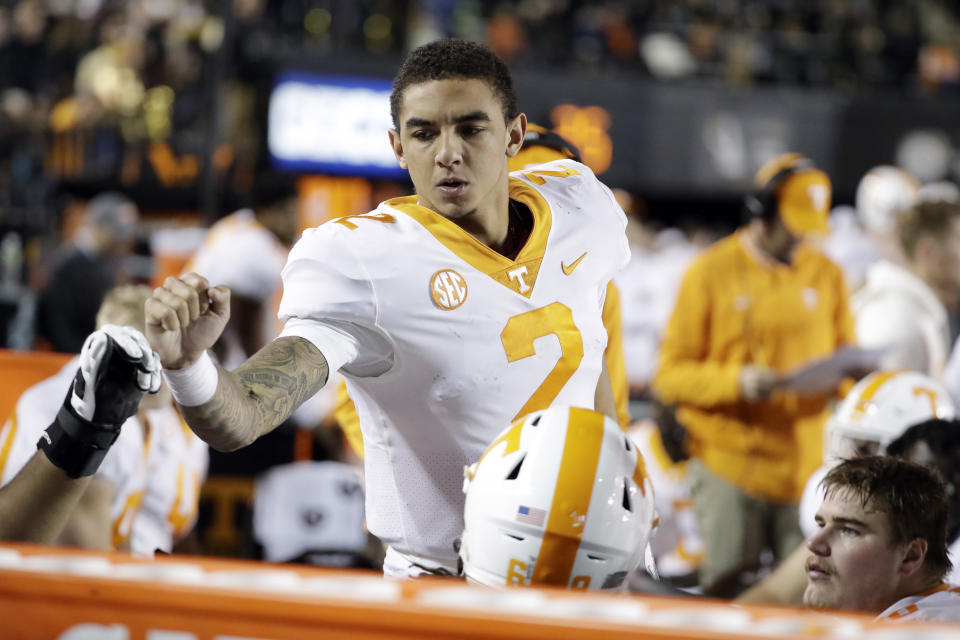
top-left (654, 153), bottom-right (856, 595)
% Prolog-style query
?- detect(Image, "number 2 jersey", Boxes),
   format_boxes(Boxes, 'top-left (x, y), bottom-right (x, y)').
top-left (278, 159), bottom-right (629, 570)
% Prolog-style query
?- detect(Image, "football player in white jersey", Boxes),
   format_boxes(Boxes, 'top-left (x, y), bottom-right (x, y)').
top-left (332, 122), bottom-right (634, 461)
top-left (0, 301), bottom-right (160, 544)
top-left (131, 406), bottom-right (209, 555)
top-left (627, 419), bottom-right (702, 582)
top-left (804, 456), bottom-right (960, 622)
top-left (0, 286), bottom-right (204, 554)
top-left (146, 39), bottom-right (628, 578)
top-left (739, 370), bottom-right (955, 605)
top-left (851, 201), bottom-right (960, 377)
top-left (821, 165), bottom-right (918, 291)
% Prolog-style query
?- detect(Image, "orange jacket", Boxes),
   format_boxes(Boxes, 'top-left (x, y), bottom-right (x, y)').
top-left (653, 231), bottom-right (855, 502)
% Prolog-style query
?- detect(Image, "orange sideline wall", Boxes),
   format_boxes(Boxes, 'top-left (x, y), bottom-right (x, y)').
top-left (0, 543), bottom-right (952, 640)
top-left (0, 349), bottom-right (72, 422)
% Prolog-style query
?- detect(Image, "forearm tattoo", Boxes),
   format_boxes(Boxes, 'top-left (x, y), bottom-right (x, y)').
top-left (179, 337), bottom-right (329, 451)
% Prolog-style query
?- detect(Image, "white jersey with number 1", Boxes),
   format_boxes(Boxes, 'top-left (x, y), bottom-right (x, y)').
top-left (278, 159), bottom-right (629, 573)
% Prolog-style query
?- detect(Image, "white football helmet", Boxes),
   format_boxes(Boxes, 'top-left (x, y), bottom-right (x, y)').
top-left (826, 370), bottom-right (955, 464)
top-left (855, 165), bottom-right (919, 236)
top-left (459, 406), bottom-right (657, 591)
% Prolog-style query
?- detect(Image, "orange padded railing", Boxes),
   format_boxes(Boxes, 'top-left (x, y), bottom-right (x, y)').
top-left (0, 542), bottom-right (953, 640)
top-left (0, 349), bottom-right (73, 423)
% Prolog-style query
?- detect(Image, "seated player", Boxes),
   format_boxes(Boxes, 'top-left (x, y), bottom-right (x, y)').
top-left (801, 370), bottom-right (955, 538)
top-left (0, 286), bottom-right (206, 554)
top-left (130, 381), bottom-right (209, 555)
top-left (0, 323), bottom-right (160, 543)
top-left (459, 405), bottom-right (657, 590)
top-left (627, 416), bottom-right (702, 586)
top-left (739, 370), bottom-right (955, 605)
top-left (805, 456), bottom-right (960, 622)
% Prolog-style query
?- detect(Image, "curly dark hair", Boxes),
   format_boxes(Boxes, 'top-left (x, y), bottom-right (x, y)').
top-left (390, 39), bottom-right (519, 130)
top-left (822, 456), bottom-right (953, 581)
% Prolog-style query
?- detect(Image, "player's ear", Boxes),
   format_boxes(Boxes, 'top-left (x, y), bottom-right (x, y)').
top-left (388, 129), bottom-right (408, 170)
top-left (899, 537), bottom-right (928, 578)
top-left (505, 112), bottom-right (526, 158)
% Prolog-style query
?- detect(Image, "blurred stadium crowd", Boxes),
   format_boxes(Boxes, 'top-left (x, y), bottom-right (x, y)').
top-left (4, 0), bottom-right (960, 208)
top-left (5, 0), bottom-right (960, 631)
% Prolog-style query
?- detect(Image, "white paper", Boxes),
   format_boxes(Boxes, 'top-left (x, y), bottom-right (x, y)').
top-left (779, 346), bottom-right (887, 395)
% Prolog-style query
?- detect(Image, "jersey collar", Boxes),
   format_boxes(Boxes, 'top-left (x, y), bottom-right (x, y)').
top-left (385, 177), bottom-right (552, 299)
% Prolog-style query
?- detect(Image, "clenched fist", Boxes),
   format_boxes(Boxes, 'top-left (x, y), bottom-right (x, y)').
top-left (145, 273), bottom-right (230, 369)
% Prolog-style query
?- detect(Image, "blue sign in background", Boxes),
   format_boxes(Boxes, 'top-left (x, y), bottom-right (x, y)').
top-left (268, 72), bottom-right (408, 179)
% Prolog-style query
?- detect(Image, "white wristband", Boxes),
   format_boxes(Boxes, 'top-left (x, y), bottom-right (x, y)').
top-left (163, 351), bottom-right (219, 407)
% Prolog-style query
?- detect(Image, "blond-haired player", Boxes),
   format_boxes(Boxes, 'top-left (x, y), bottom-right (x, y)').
top-left (0, 323), bottom-right (159, 544)
top-left (852, 200), bottom-right (960, 377)
top-left (0, 286), bottom-right (206, 553)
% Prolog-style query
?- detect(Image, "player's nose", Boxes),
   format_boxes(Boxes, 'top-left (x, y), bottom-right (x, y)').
top-left (806, 528), bottom-right (830, 556)
top-left (435, 129), bottom-right (463, 168)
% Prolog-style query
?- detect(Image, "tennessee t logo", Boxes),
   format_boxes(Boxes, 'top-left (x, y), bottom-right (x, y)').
top-left (561, 252), bottom-right (587, 275)
top-left (507, 266), bottom-right (531, 292)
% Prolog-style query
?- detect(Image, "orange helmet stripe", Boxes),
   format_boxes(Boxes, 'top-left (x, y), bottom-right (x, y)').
top-left (852, 371), bottom-right (905, 418)
top-left (477, 416), bottom-right (526, 465)
top-left (531, 407), bottom-right (604, 586)
top-left (632, 444), bottom-right (651, 497)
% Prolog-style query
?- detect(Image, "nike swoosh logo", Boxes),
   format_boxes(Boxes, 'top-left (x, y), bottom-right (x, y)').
top-left (561, 252), bottom-right (588, 275)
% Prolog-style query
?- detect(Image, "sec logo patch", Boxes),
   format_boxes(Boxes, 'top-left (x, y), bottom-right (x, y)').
top-left (430, 269), bottom-right (468, 310)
